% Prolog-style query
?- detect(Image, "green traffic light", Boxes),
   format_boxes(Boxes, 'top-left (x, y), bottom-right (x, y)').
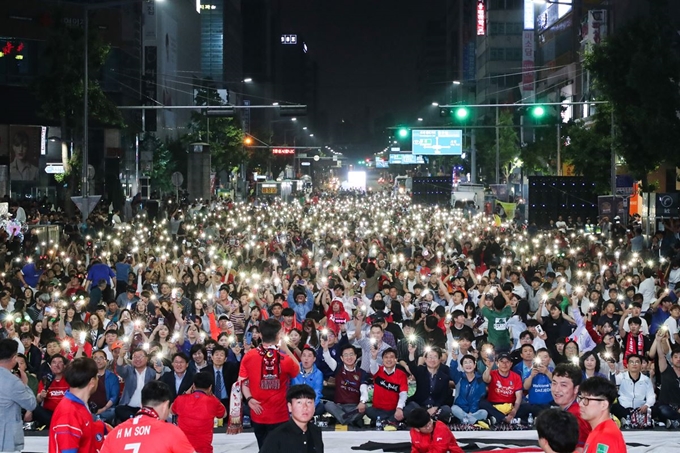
top-left (455, 107), bottom-right (470, 120)
top-left (398, 128), bottom-right (409, 138)
top-left (530, 106), bottom-right (546, 118)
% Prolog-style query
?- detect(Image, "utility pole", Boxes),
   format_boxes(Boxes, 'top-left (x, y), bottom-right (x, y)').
top-left (471, 129), bottom-right (477, 184)
top-left (495, 104), bottom-right (500, 185)
top-left (82, 7), bottom-right (89, 223)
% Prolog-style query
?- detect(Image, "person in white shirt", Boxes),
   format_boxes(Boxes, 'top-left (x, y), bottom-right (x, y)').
top-left (662, 304), bottom-right (680, 344)
top-left (637, 268), bottom-right (656, 314)
top-left (610, 354), bottom-right (655, 423)
top-left (620, 302), bottom-right (650, 335)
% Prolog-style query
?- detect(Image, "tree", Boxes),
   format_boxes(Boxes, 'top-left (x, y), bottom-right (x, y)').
top-left (31, 10), bottom-right (123, 212)
top-left (186, 80), bottom-right (248, 175)
top-left (584, 0), bottom-right (680, 190)
top-left (563, 107), bottom-right (613, 194)
top-left (143, 133), bottom-right (176, 194)
top-left (475, 111), bottom-right (521, 184)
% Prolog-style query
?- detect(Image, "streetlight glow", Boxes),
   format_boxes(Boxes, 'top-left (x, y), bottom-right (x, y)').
top-left (243, 78), bottom-right (253, 83)
top-left (431, 102), bottom-right (439, 107)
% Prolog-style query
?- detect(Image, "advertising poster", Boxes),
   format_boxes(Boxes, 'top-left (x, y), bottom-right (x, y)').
top-left (9, 125), bottom-right (40, 181)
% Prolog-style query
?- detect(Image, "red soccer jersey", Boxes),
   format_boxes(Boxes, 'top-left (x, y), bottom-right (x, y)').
top-left (583, 418), bottom-right (627, 453)
top-left (372, 366), bottom-right (408, 411)
top-left (100, 414), bottom-right (195, 453)
top-left (238, 347), bottom-right (299, 425)
top-left (486, 370), bottom-right (523, 404)
top-left (566, 400), bottom-right (593, 449)
top-left (171, 391), bottom-right (226, 453)
top-left (49, 391), bottom-right (107, 453)
top-left (410, 420), bottom-right (464, 453)
top-left (39, 377), bottom-right (70, 412)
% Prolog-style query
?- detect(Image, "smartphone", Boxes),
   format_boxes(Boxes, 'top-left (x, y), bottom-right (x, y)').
top-left (360, 280), bottom-right (366, 288)
top-left (245, 331), bottom-right (253, 345)
top-left (171, 289), bottom-right (178, 299)
top-left (297, 279), bottom-right (305, 285)
top-left (158, 317), bottom-right (165, 325)
top-left (536, 324), bottom-right (544, 335)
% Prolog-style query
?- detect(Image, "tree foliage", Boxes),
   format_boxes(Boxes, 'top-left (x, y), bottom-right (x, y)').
top-left (142, 133), bottom-right (177, 194)
top-left (583, 0), bottom-right (680, 189)
top-left (563, 107), bottom-right (613, 194)
top-left (186, 81), bottom-right (248, 174)
top-left (475, 111), bottom-right (521, 183)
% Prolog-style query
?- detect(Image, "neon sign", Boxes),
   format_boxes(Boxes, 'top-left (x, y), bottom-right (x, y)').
top-left (272, 148), bottom-right (296, 155)
top-left (0, 41), bottom-right (25, 59)
top-left (477, 1), bottom-right (486, 36)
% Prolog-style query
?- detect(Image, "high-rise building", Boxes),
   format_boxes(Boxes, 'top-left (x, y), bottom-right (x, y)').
top-left (200, 0), bottom-right (242, 87)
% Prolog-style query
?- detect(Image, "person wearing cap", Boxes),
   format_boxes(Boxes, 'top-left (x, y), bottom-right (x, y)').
top-left (479, 351), bottom-right (523, 425)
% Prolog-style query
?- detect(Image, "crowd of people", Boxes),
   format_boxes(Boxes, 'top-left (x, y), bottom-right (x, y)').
top-left (0, 191), bottom-right (679, 453)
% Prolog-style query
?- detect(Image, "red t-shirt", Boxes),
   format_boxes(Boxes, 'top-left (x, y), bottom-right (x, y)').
top-left (486, 370), bottom-right (523, 404)
top-left (410, 420), bottom-right (464, 453)
top-left (100, 414), bottom-right (195, 453)
top-left (372, 366), bottom-right (408, 411)
top-left (238, 347), bottom-right (299, 425)
top-left (566, 400), bottom-right (592, 449)
top-left (171, 391), bottom-right (226, 453)
top-left (49, 391), bottom-right (106, 453)
top-left (583, 418), bottom-right (627, 453)
top-left (38, 377), bottom-right (70, 412)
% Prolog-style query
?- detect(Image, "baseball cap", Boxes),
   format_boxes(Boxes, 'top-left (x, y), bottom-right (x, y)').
top-left (218, 314), bottom-right (230, 322)
top-left (111, 341), bottom-right (124, 350)
top-left (497, 352), bottom-right (512, 362)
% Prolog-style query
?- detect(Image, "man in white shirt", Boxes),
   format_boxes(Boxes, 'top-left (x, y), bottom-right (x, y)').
top-left (663, 305), bottom-right (680, 344)
top-left (620, 302), bottom-right (650, 335)
top-left (638, 268), bottom-right (656, 314)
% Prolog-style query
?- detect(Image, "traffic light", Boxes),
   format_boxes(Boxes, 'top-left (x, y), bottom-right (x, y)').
top-left (529, 105), bottom-right (546, 119)
top-left (397, 128), bottom-right (410, 138)
top-left (454, 107), bottom-right (470, 121)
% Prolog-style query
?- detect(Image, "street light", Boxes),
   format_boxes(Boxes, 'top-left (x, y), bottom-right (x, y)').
top-left (243, 78), bottom-right (253, 83)
top-left (417, 118), bottom-right (423, 122)
top-left (452, 80), bottom-right (461, 85)
top-left (431, 102), bottom-right (439, 107)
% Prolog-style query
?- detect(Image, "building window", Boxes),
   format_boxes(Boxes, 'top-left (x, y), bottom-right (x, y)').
top-left (490, 48), bottom-right (504, 60)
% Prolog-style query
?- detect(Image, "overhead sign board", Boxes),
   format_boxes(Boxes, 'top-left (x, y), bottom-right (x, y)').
top-left (45, 163), bottom-right (65, 174)
top-left (412, 130), bottom-right (463, 155)
top-left (388, 153), bottom-right (425, 165)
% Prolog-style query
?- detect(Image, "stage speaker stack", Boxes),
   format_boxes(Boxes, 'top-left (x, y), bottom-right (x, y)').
top-left (411, 176), bottom-right (452, 206)
top-left (528, 176), bottom-right (598, 227)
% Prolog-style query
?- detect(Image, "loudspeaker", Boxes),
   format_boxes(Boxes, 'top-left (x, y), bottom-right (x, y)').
top-left (528, 176), bottom-right (598, 227)
top-left (412, 176), bottom-right (452, 205)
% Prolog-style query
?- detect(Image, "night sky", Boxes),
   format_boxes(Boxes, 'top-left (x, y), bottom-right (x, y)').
top-left (279, 0), bottom-right (446, 144)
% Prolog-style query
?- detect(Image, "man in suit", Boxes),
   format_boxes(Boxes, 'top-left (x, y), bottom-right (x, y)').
top-left (205, 345), bottom-right (239, 414)
top-left (115, 345), bottom-right (164, 424)
top-left (160, 352), bottom-right (195, 402)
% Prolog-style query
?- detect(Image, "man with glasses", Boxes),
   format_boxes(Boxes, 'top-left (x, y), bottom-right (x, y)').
top-left (611, 353), bottom-right (655, 427)
top-left (90, 350), bottom-right (120, 424)
top-left (578, 376), bottom-right (626, 453)
top-left (406, 407), bottom-right (463, 453)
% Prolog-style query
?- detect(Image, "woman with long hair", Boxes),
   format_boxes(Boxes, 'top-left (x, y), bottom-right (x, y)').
top-left (300, 318), bottom-right (320, 348)
top-left (118, 309), bottom-right (135, 338)
top-left (87, 312), bottom-right (105, 347)
top-left (595, 332), bottom-right (623, 373)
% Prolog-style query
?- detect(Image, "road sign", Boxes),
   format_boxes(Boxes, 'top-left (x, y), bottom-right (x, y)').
top-left (171, 172), bottom-right (184, 187)
top-left (656, 193), bottom-right (679, 218)
top-left (71, 195), bottom-right (101, 219)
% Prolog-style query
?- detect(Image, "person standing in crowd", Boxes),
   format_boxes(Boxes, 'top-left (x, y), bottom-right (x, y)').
top-left (579, 377), bottom-right (627, 453)
top-left (536, 408), bottom-right (580, 453)
top-left (259, 384), bottom-right (324, 453)
top-left (48, 358), bottom-right (107, 453)
top-left (406, 407), bottom-right (464, 453)
top-left (239, 318), bottom-right (300, 448)
top-left (0, 339), bottom-right (36, 453)
top-left (100, 381), bottom-right (195, 453)
top-left (205, 345), bottom-right (239, 416)
top-left (171, 372), bottom-right (226, 453)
